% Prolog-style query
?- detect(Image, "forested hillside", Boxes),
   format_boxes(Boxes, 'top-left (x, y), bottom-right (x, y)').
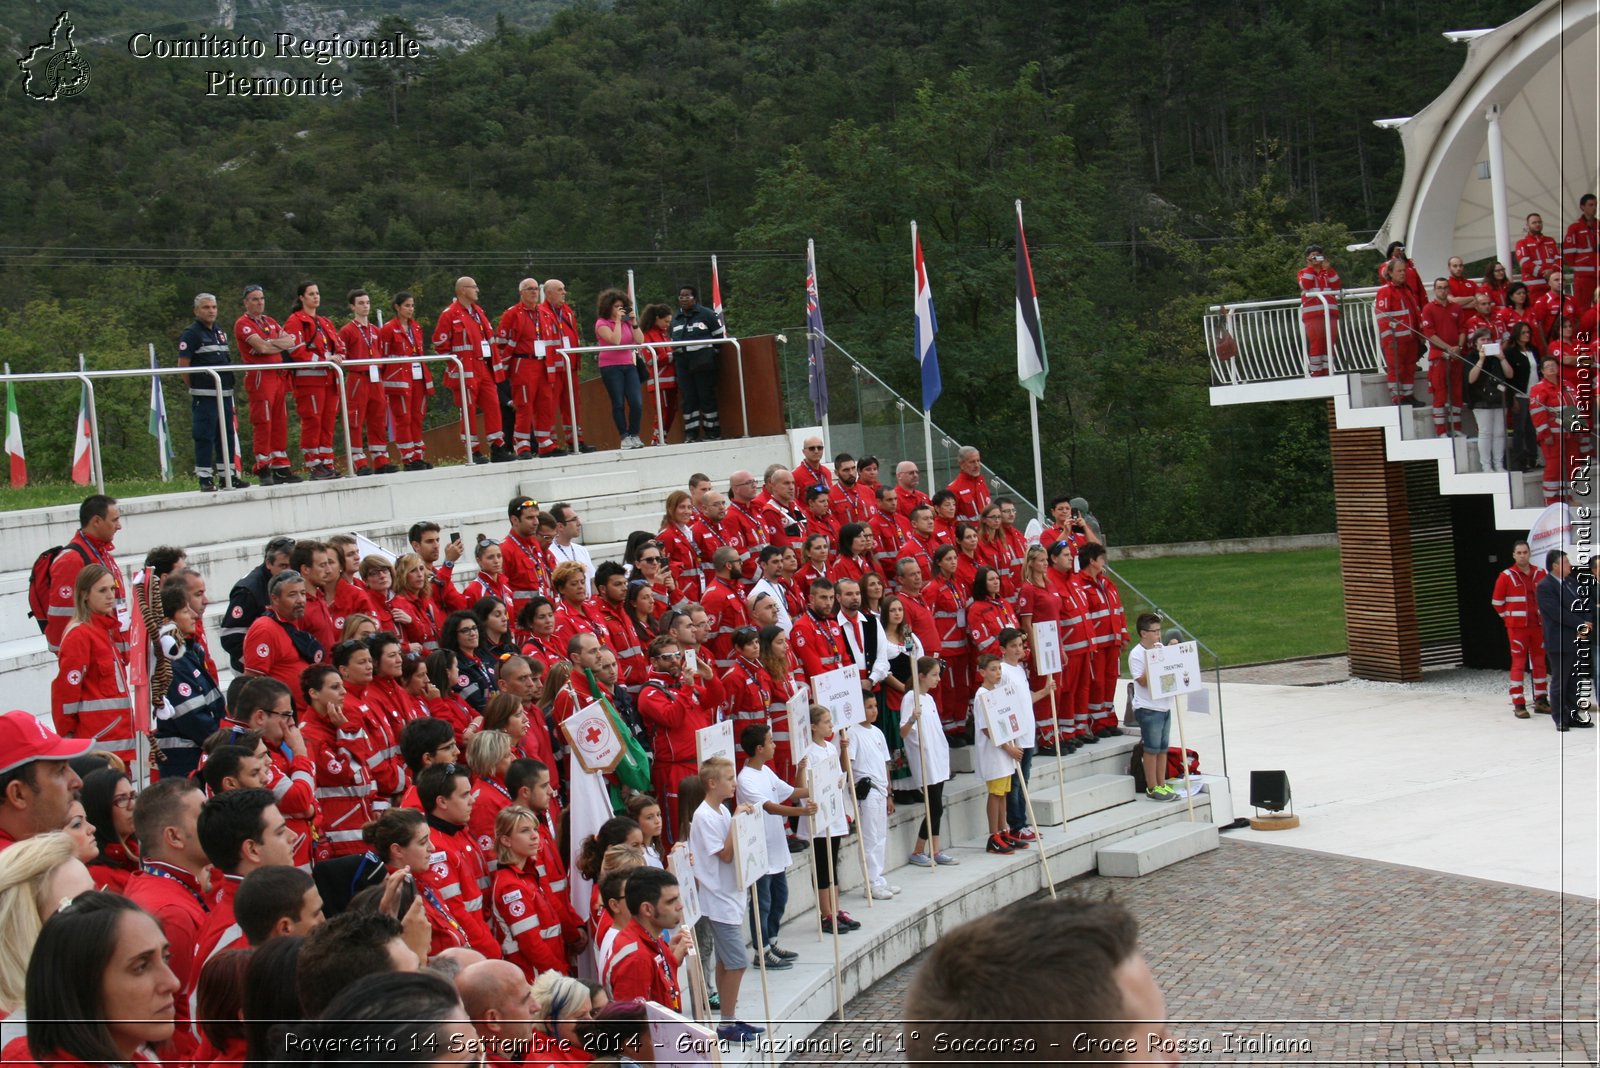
top-left (0, 0), bottom-right (1532, 540)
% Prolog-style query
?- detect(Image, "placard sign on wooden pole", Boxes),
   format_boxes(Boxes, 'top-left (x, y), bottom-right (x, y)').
top-left (1031, 620), bottom-right (1063, 676)
top-left (811, 665), bottom-right (866, 729)
top-left (783, 689), bottom-right (809, 750)
top-left (810, 752), bottom-right (847, 832)
top-left (645, 1001), bottom-right (724, 1065)
top-left (1147, 641), bottom-right (1203, 698)
top-left (560, 701), bottom-right (626, 774)
top-left (978, 682), bottom-right (1030, 746)
top-left (668, 846), bottom-right (702, 930)
top-left (732, 811), bottom-right (768, 891)
top-left (695, 719), bottom-right (736, 768)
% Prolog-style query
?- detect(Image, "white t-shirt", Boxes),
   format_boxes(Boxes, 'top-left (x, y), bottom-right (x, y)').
top-left (847, 723), bottom-right (890, 790)
top-left (797, 738), bottom-right (849, 839)
top-left (737, 764), bottom-right (795, 875)
top-left (898, 691), bottom-right (950, 789)
top-left (751, 578), bottom-right (792, 631)
top-left (1127, 643), bottom-right (1174, 712)
top-left (688, 800), bottom-right (742, 924)
top-left (644, 843), bottom-right (664, 870)
top-left (972, 686), bottom-right (1019, 783)
top-left (550, 539), bottom-right (594, 595)
top-left (999, 661), bottom-right (1037, 746)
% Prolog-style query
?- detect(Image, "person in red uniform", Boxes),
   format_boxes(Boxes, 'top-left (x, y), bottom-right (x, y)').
top-left (789, 579), bottom-right (853, 682)
top-left (1420, 277), bottom-right (1468, 437)
top-left (497, 278), bottom-right (554, 459)
top-left (42, 494), bottom-right (126, 657)
top-left (192, 788), bottom-right (297, 1004)
top-left (298, 664), bottom-right (378, 860)
top-left (590, 562), bottom-right (647, 685)
top-left (1516, 213), bottom-right (1562, 301)
top-left (1491, 540), bottom-right (1549, 718)
top-left (1529, 355), bottom-right (1591, 503)
top-left (337, 640), bottom-right (403, 811)
top-left (551, 562), bottom-right (606, 656)
top-left (281, 281), bottom-right (346, 481)
top-left (791, 436), bottom-right (833, 500)
top-left (1444, 256), bottom-right (1482, 306)
top-left (1481, 261), bottom-right (1511, 306)
top-left (1564, 193), bottom-right (1598, 314)
top-left (1296, 244), bottom-right (1341, 376)
top-left (52, 565), bottom-right (136, 770)
top-left (690, 492), bottom-right (743, 591)
top-left (416, 764), bottom-right (501, 958)
top-left (945, 447), bottom-right (992, 522)
top-left (490, 804), bottom-right (573, 978)
top-left (640, 303), bottom-right (678, 445)
top-left (433, 276), bottom-right (512, 464)
top-left (244, 572), bottom-right (324, 712)
top-left (829, 453), bottom-right (872, 527)
top-left (967, 568), bottom-right (1020, 660)
top-left (637, 635), bottom-right (717, 843)
top-left (657, 491), bottom-right (704, 604)
top-left (500, 496), bottom-right (553, 621)
top-left (1015, 545), bottom-right (1065, 751)
top-left (870, 486), bottom-right (909, 579)
top-left (894, 461), bottom-right (933, 520)
top-left (337, 289), bottom-right (396, 476)
top-left (377, 291), bottom-right (433, 471)
top-left (725, 470), bottom-right (767, 580)
top-left (702, 548), bottom-right (753, 672)
top-left (0, 713), bottom-right (90, 856)
top-left (1375, 252), bottom-right (1424, 405)
top-left (123, 777), bottom-right (210, 1059)
top-left (893, 558), bottom-right (943, 660)
top-left (288, 540), bottom-right (339, 653)
top-left (233, 284), bottom-right (298, 482)
top-left (537, 279), bottom-right (592, 454)
top-left (721, 628), bottom-right (773, 768)
top-left (603, 867), bottom-right (689, 1008)
top-left (759, 467), bottom-right (807, 552)
top-left (1076, 543), bottom-right (1128, 737)
top-left (805, 485), bottom-right (843, 551)
top-left (224, 678), bottom-right (318, 868)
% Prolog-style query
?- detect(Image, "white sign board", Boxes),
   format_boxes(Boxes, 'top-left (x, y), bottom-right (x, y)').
top-left (1031, 620), bottom-right (1063, 676)
top-left (811, 664), bottom-right (866, 729)
top-left (1146, 641), bottom-right (1203, 698)
top-left (694, 719), bottom-right (736, 768)
top-left (646, 1002), bottom-right (722, 1066)
top-left (809, 752), bottom-right (847, 834)
top-left (783, 689), bottom-right (809, 751)
top-left (668, 846), bottom-right (701, 930)
top-left (978, 682), bottom-right (1029, 746)
top-left (1528, 502), bottom-right (1575, 563)
top-left (731, 810), bottom-right (768, 890)
top-left (560, 700), bottom-right (625, 773)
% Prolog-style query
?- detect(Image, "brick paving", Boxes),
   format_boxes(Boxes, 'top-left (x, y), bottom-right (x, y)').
top-left (812, 839), bottom-right (1597, 1065)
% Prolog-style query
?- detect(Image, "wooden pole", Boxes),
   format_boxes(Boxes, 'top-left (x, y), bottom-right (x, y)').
top-left (748, 881), bottom-right (775, 1063)
top-left (822, 804), bottom-right (845, 1022)
top-left (1015, 770), bottom-right (1057, 899)
top-left (908, 669), bottom-right (936, 873)
top-left (839, 727), bottom-right (875, 907)
top-left (803, 766), bottom-right (824, 943)
top-left (1050, 689), bottom-right (1069, 834)
top-left (1174, 695), bottom-right (1197, 822)
top-left (683, 928), bottom-right (713, 1024)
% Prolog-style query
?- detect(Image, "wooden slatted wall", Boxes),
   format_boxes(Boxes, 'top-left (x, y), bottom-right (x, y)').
top-left (1404, 463), bottom-right (1464, 668)
top-left (1329, 404), bottom-right (1422, 681)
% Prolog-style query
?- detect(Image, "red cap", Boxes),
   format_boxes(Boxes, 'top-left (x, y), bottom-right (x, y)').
top-left (0, 711), bottom-right (93, 776)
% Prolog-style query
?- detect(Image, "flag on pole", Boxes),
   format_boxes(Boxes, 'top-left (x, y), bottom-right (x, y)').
top-left (148, 344), bottom-right (174, 481)
top-left (913, 222), bottom-right (941, 411)
top-left (805, 239), bottom-right (829, 423)
top-left (1015, 200), bottom-right (1049, 399)
top-left (70, 378), bottom-right (92, 486)
top-left (710, 255), bottom-right (726, 333)
top-left (5, 372), bottom-right (25, 489)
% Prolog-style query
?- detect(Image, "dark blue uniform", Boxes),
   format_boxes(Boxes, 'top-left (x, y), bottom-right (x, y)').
top-left (156, 637), bottom-right (226, 778)
top-left (177, 318), bottom-right (237, 488)
top-left (670, 301), bottom-right (726, 440)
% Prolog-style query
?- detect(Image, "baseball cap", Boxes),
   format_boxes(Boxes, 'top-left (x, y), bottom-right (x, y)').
top-left (0, 711), bottom-right (93, 776)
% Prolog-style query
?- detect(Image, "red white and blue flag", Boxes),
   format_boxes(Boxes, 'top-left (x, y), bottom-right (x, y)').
top-left (711, 254), bottom-right (726, 334)
top-left (913, 222), bottom-right (941, 412)
top-left (805, 239), bottom-right (829, 423)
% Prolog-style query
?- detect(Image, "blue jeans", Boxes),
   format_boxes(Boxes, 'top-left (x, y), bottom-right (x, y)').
top-left (600, 364), bottom-right (642, 437)
top-left (1134, 707), bottom-right (1172, 752)
top-left (1007, 745), bottom-right (1035, 831)
top-left (748, 870), bottom-right (788, 949)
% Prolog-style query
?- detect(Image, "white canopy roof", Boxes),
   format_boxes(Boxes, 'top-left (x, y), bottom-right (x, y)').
top-left (1369, 0), bottom-right (1597, 273)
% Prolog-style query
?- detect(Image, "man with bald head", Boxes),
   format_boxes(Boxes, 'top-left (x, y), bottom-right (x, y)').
top-left (457, 959), bottom-right (538, 1065)
top-left (895, 460), bottom-right (933, 519)
top-left (792, 434), bottom-right (833, 500)
top-left (760, 466), bottom-right (805, 550)
top-left (498, 278), bottom-right (557, 459)
top-left (538, 279), bottom-right (593, 453)
top-left (434, 276), bottom-right (513, 464)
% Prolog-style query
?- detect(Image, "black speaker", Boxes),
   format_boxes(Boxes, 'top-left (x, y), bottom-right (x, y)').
top-left (1250, 770), bottom-right (1291, 812)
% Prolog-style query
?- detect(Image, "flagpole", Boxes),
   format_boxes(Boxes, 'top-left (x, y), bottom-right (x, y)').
top-left (1016, 200), bottom-right (1047, 519)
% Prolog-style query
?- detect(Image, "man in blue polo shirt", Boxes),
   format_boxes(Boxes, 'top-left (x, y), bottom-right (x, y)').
top-left (178, 292), bottom-right (248, 492)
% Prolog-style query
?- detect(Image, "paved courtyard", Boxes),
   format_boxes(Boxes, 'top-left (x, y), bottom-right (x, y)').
top-left (812, 839), bottom-right (1596, 1065)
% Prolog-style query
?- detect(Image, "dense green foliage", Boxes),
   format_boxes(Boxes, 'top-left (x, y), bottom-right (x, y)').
top-left (0, 0), bottom-right (1530, 537)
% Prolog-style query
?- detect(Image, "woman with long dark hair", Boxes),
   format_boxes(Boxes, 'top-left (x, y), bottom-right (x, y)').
top-left (282, 280), bottom-right (345, 481)
top-left (1503, 321), bottom-right (1543, 471)
top-left (596, 288), bottom-right (646, 449)
top-left (80, 767), bottom-right (139, 893)
top-left (440, 610), bottom-right (494, 712)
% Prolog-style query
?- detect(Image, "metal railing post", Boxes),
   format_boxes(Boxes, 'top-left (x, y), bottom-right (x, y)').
top-left (563, 354), bottom-right (578, 450)
top-left (201, 369), bottom-right (233, 488)
top-left (451, 357), bottom-right (474, 464)
top-left (732, 339), bottom-right (747, 438)
top-left (326, 361), bottom-right (356, 475)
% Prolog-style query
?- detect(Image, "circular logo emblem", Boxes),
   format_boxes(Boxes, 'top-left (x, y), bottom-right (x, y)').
top-left (431, 861), bottom-right (449, 880)
top-left (176, 682), bottom-right (192, 697)
top-left (256, 643), bottom-right (270, 659)
top-left (327, 757), bottom-right (343, 773)
top-left (477, 834), bottom-right (492, 852)
top-left (66, 669), bottom-right (83, 685)
top-left (58, 585), bottom-right (70, 599)
top-left (508, 900), bottom-right (526, 918)
top-left (231, 606), bottom-right (244, 619)
top-left (457, 673), bottom-right (468, 688)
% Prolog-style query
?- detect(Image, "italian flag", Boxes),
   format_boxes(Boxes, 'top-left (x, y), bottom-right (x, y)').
top-left (5, 379), bottom-right (24, 488)
top-left (70, 381), bottom-right (92, 485)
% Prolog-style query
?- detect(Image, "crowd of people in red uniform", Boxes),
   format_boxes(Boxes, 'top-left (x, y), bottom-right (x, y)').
top-left (1302, 196), bottom-right (1596, 502)
top-left (4, 439), bottom-right (1128, 1066)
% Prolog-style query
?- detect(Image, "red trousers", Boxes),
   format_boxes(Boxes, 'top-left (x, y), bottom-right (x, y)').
top-left (1302, 312), bottom-right (1338, 376)
top-left (446, 363), bottom-right (503, 451)
top-left (542, 355), bottom-right (584, 447)
top-left (1064, 652), bottom-right (1093, 738)
top-left (245, 367), bottom-right (290, 472)
top-left (346, 372), bottom-right (391, 470)
top-left (1091, 644), bottom-right (1122, 731)
top-left (1538, 433), bottom-right (1591, 502)
top-left (1383, 339), bottom-right (1417, 400)
top-left (936, 653), bottom-right (973, 736)
top-left (291, 372), bottom-right (340, 468)
top-left (1506, 628), bottom-right (1548, 707)
top-left (645, 388), bottom-right (678, 445)
top-left (510, 356), bottom-right (553, 456)
top-left (652, 759), bottom-right (696, 849)
top-left (1428, 357), bottom-right (1464, 436)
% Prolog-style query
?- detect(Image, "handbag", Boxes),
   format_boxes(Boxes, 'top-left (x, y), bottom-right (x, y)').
top-left (1214, 307), bottom-right (1238, 361)
top-left (1121, 681), bottom-right (1136, 726)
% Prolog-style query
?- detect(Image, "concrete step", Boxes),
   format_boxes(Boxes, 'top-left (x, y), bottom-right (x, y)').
top-left (1095, 819), bottom-right (1220, 877)
top-left (1027, 773), bottom-right (1138, 826)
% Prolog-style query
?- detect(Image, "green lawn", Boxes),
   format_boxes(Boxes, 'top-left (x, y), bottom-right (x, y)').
top-left (1110, 548), bottom-right (1345, 666)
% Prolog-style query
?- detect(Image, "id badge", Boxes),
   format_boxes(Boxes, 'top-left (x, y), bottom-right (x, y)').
top-left (411, 364), bottom-right (423, 380)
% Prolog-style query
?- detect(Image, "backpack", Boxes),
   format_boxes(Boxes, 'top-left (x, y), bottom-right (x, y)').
top-left (26, 543), bottom-right (88, 633)
top-left (1128, 744), bottom-right (1201, 793)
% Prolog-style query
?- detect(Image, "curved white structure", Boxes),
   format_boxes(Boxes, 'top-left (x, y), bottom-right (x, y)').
top-left (1369, 0), bottom-right (1598, 271)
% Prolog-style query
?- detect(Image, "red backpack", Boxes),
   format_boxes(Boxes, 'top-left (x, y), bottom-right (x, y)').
top-left (26, 543), bottom-right (88, 633)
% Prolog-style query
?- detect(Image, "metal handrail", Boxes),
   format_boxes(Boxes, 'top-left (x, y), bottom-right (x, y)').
top-left (297, 355), bottom-right (472, 470)
top-left (0, 365), bottom-right (232, 493)
top-left (556, 335), bottom-right (749, 441)
top-left (1205, 285), bottom-right (1380, 314)
top-left (1206, 286), bottom-right (1385, 386)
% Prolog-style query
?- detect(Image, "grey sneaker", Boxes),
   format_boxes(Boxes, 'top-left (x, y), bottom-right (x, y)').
top-left (933, 851), bottom-right (961, 865)
top-left (762, 950), bottom-right (793, 970)
top-left (908, 852), bottom-right (933, 867)
top-left (1146, 787), bottom-right (1179, 802)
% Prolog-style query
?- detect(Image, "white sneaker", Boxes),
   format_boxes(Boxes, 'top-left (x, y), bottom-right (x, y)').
top-left (870, 883), bottom-right (895, 899)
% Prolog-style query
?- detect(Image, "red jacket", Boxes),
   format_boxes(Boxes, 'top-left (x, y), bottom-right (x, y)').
top-left (604, 918), bottom-right (681, 1010)
top-left (1297, 265), bottom-right (1343, 317)
top-left (1516, 233), bottom-right (1562, 292)
top-left (391, 592), bottom-right (444, 653)
top-left (927, 578), bottom-right (969, 660)
top-left (43, 530), bottom-right (125, 655)
top-left (721, 657), bottom-right (774, 735)
top-left (433, 299), bottom-right (498, 377)
top-left (899, 589), bottom-right (942, 658)
top-left (52, 614), bottom-right (135, 767)
top-left (830, 480), bottom-right (872, 526)
top-left (637, 670), bottom-right (716, 766)
top-left (422, 816), bottom-right (500, 958)
top-left (491, 859), bottom-right (572, 979)
top-left (1491, 565), bottom-right (1547, 631)
top-left (345, 682), bottom-right (403, 801)
top-left (871, 509), bottom-right (910, 576)
top-left (1051, 569), bottom-right (1094, 656)
top-left (789, 609), bottom-right (852, 681)
top-left (701, 577), bottom-right (752, 671)
top-left (430, 562), bottom-right (473, 614)
top-left (340, 320), bottom-right (382, 377)
top-left (377, 317), bottom-right (431, 390)
top-left (642, 326), bottom-right (675, 391)
top-left (244, 612), bottom-right (321, 710)
top-left (896, 487), bottom-right (933, 520)
top-left (1564, 216), bottom-right (1598, 290)
top-left (946, 471), bottom-right (992, 522)
top-left (968, 598), bottom-right (1021, 658)
top-left (300, 710), bottom-right (378, 858)
top-left (657, 523), bottom-right (702, 603)
top-left (125, 861), bottom-right (208, 1053)
top-left (691, 517), bottom-right (743, 588)
top-left (1534, 290), bottom-right (1577, 344)
top-left (760, 498), bottom-right (808, 551)
top-left (552, 597), bottom-right (606, 658)
top-left (261, 741), bottom-right (318, 867)
top-left (805, 508), bottom-right (842, 552)
top-left (724, 502), bottom-right (766, 580)
top-left (1375, 281), bottom-right (1421, 357)
top-left (535, 301), bottom-right (582, 372)
top-left (192, 874), bottom-right (247, 1016)
top-left (234, 312), bottom-right (286, 367)
top-left (1077, 572), bottom-right (1128, 648)
top-left (298, 589), bottom-right (339, 655)
top-left (282, 309), bottom-right (345, 382)
top-left (591, 596), bottom-right (647, 685)
top-left (468, 776), bottom-right (513, 859)
top-left (1419, 299), bottom-right (1465, 356)
top-left (500, 531), bottom-right (553, 613)
top-left (497, 301), bottom-right (546, 370)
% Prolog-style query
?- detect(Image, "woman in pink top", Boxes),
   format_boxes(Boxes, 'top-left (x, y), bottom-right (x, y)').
top-left (595, 288), bottom-right (645, 450)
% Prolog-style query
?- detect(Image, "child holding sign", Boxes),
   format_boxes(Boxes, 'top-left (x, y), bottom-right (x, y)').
top-left (973, 654), bottom-right (1027, 854)
top-left (737, 723), bottom-right (815, 971)
top-left (1127, 613), bottom-right (1180, 802)
top-left (848, 689), bottom-right (897, 898)
top-left (1000, 627), bottom-right (1051, 843)
top-left (688, 756), bottom-right (765, 1045)
top-left (796, 705), bottom-right (857, 933)
top-left (901, 657), bottom-right (955, 867)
